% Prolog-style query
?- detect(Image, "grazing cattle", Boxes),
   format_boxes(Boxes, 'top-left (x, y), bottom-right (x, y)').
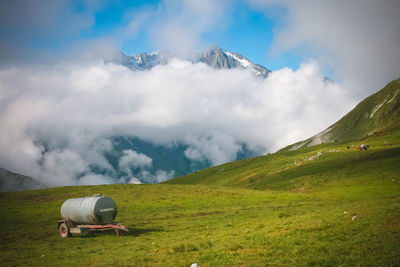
top-left (355, 144), bottom-right (369, 150)
top-left (360, 144), bottom-right (369, 150)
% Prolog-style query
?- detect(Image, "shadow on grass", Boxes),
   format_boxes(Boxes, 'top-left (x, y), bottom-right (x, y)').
top-left (78, 226), bottom-right (162, 238)
top-left (123, 227), bottom-right (162, 237)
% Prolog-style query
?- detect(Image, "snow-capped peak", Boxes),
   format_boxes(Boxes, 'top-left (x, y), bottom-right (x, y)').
top-left (223, 50), bottom-right (265, 76)
top-left (109, 46), bottom-right (270, 78)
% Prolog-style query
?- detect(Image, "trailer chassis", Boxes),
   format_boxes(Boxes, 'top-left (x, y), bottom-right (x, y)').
top-left (58, 219), bottom-right (129, 238)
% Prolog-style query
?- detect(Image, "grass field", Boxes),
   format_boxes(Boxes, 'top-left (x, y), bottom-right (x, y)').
top-left (1, 130), bottom-right (400, 266)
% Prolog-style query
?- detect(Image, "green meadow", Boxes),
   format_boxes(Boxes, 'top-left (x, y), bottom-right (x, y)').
top-left (1, 130), bottom-right (400, 266)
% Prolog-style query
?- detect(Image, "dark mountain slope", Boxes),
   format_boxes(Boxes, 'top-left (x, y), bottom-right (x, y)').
top-left (0, 167), bottom-right (46, 192)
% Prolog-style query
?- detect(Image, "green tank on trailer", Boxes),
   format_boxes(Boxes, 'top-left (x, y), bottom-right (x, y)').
top-left (58, 194), bottom-right (128, 238)
top-left (60, 194), bottom-right (117, 225)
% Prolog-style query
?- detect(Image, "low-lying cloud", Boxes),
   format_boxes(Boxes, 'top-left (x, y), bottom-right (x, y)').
top-left (0, 59), bottom-right (354, 186)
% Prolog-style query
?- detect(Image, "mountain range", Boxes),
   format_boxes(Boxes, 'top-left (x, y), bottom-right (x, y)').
top-left (1, 46), bottom-right (399, 191)
top-left (109, 45), bottom-right (271, 78)
top-left (101, 46), bottom-right (269, 185)
top-left (1, 46), bottom-right (270, 191)
top-left (101, 46), bottom-right (270, 184)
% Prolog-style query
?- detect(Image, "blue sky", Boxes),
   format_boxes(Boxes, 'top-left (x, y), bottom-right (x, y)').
top-left (0, 0), bottom-right (399, 95)
top-left (0, 0), bottom-right (302, 71)
top-left (87, 0), bottom-right (301, 71)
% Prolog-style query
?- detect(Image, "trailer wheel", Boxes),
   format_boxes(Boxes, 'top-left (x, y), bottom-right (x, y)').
top-left (59, 222), bottom-right (71, 238)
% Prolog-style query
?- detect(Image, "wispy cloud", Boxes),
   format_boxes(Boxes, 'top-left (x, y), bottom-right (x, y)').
top-left (0, 0), bottom-right (105, 63)
top-left (250, 0), bottom-right (400, 96)
top-left (148, 0), bottom-right (230, 54)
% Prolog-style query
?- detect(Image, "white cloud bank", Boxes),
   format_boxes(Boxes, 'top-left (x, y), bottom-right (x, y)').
top-left (0, 59), bottom-right (354, 186)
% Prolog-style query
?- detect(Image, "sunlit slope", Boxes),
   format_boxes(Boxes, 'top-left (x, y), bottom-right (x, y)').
top-left (291, 77), bottom-right (400, 149)
top-left (323, 77), bottom-right (400, 141)
top-left (165, 125), bottom-right (400, 191)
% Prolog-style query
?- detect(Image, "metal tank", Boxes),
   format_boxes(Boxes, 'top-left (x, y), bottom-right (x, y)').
top-left (60, 194), bottom-right (117, 225)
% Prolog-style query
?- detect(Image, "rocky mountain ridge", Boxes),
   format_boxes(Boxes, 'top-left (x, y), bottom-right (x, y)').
top-left (110, 45), bottom-right (270, 78)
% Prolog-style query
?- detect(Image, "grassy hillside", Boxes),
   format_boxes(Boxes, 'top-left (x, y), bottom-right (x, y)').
top-left (166, 128), bottom-right (400, 190)
top-left (329, 77), bottom-right (400, 140)
top-left (289, 77), bottom-right (400, 149)
top-left (1, 128), bottom-right (399, 266)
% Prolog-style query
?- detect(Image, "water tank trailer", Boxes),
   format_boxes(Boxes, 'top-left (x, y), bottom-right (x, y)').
top-left (58, 194), bottom-right (128, 238)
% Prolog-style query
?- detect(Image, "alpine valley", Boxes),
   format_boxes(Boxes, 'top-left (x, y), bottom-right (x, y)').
top-left (1, 46), bottom-right (271, 191)
top-left (104, 46), bottom-right (270, 185)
